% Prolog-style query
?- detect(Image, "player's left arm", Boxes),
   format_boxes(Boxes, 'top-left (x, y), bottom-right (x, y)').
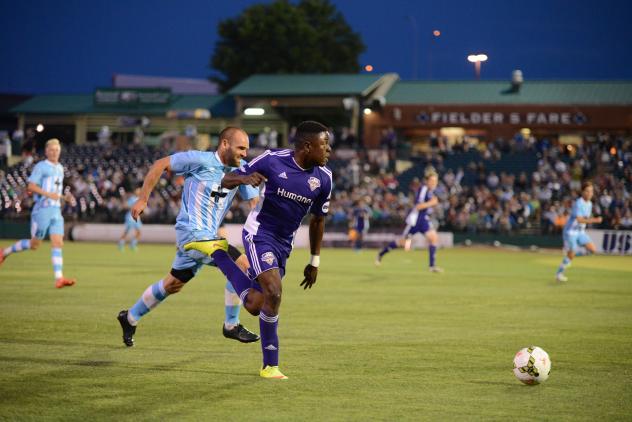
top-left (575, 201), bottom-right (602, 224)
top-left (576, 216), bottom-right (602, 224)
top-left (301, 174), bottom-right (332, 290)
top-left (301, 214), bottom-right (325, 290)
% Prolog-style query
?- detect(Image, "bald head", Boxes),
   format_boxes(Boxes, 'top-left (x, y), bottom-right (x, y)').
top-left (219, 127), bottom-right (247, 143)
top-left (218, 127), bottom-right (249, 167)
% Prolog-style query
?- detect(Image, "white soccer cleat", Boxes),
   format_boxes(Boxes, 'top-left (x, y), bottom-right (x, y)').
top-left (429, 266), bottom-right (444, 273)
top-left (556, 273), bottom-right (568, 283)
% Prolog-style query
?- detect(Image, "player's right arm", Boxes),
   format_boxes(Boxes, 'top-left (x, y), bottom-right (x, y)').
top-left (221, 152), bottom-right (270, 189)
top-left (300, 170), bottom-right (332, 290)
top-left (27, 164), bottom-right (60, 200)
top-left (131, 156), bottom-right (171, 220)
top-left (27, 182), bottom-right (60, 201)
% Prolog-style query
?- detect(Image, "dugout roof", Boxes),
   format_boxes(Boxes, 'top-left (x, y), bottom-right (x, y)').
top-left (11, 94), bottom-right (235, 117)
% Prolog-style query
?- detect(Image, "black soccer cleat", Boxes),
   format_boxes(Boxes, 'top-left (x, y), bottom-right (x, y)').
top-left (223, 323), bottom-right (260, 343)
top-left (117, 310), bottom-right (136, 347)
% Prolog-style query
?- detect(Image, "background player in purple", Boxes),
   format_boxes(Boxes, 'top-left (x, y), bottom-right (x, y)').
top-left (376, 168), bottom-right (443, 273)
top-left (189, 121), bottom-right (333, 380)
top-left (349, 198), bottom-right (371, 252)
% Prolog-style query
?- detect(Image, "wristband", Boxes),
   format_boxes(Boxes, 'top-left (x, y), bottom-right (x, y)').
top-left (309, 255), bottom-right (320, 268)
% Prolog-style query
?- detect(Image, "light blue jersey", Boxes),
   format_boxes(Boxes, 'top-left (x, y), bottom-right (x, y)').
top-left (563, 197), bottom-right (593, 252)
top-left (124, 195), bottom-right (142, 230)
top-left (28, 160), bottom-right (65, 239)
top-left (564, 198), bottom-right (592, 235)
top-left (170, 151), bottom-right (258, 249)
top-left (28, 160), bottom-right (64, 212)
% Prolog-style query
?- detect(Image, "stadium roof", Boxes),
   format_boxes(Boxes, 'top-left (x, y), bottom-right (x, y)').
top-left (113, 74), bottom-right (219, 95)
top-left (229, 73), bottom-right (396, 96)
top-left (0, 94), bottom-right (30, 114)
top-left (385, 81), bottom-right (632, 105)
top-left (11, 94), bottom-right (235, 117)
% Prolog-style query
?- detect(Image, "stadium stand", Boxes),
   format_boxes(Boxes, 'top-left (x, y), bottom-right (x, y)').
top-left (1, 132), bottom-right (629, 234)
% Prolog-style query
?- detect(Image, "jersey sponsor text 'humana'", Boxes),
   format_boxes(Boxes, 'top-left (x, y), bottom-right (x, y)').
top-left (276, 187), bottom-right (313, 205)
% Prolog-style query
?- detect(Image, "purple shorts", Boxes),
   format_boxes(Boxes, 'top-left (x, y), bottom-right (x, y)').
top-left (243, 230), bottom-right (290, 280)
top-left (403, 215), bottom-right (431, 237)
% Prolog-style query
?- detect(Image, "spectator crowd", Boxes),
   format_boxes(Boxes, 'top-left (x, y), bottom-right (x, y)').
top-left (1, 132), bottom-right (630, 235)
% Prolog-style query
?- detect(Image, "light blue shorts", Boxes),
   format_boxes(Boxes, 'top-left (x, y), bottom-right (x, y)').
top-left (124, 215), bottom-right (142, 232)
top-left (563, 231), bottom-right (592, 252)
top-left (31, 207), bottom-right (64, 239)
top-left (171, 245), bottom-right (216, 274)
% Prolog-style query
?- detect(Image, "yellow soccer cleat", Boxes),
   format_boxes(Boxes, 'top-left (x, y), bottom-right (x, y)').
top-left (183, 238), bottom-right (228, 256)
top-left (260, 366), bottom-right (288, 380)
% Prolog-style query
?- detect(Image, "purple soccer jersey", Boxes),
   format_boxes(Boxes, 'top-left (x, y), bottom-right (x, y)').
top-left (403, 183), bottom-right (435, 236)
top-left (238, 149), bottom-right (333, 248)
top-left (219, 148), bottom-right (332, 370)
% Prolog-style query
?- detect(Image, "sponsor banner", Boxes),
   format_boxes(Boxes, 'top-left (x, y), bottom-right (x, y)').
top-left (414, 111), bottom-right (588, 126)
top-left (94, 88), bottom-right (172, 106)
top-left (586, 229), bottom-right (632, 255)
top-left (71, 223), bottom-right (454, 249)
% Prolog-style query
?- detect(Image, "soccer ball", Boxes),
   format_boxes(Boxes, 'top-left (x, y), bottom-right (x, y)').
top-left (513, 346), bottom-right (551, 385)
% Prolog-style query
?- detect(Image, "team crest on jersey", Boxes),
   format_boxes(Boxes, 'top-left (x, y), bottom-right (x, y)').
top-left (261, 252), bottom-right (275, 266)
top-left (307, 177), bottom-right (320, 191)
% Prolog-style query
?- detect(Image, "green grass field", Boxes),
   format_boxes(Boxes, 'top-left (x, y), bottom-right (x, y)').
top-left (1, 242), bottom-right (631, 421)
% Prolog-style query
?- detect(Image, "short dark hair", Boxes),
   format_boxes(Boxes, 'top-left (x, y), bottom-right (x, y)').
top-left (219, 126), bottom-right (246, 142)
top-left (295, 121), bottom-right (329, 148)
top-left (581, 180), bottom-right (593, 191)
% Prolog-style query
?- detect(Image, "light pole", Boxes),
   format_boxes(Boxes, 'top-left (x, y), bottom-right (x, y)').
top-left (428, 29), bottom-right (440, 79)
top-left (467, 54), bottom-right (488, 80)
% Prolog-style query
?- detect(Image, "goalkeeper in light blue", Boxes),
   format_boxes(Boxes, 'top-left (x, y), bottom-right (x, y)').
top-left (117, 127), bottom-right (263, 346)
top-left (556, 181), bottom-right (602, 282)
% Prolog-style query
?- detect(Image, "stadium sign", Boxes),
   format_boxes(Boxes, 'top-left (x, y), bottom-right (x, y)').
top-left (94, 88), bottom-right (172, 106)
top-left (587, 229), bottom-right (632, 255)
top-left (415, 111), bottom-right (588, 126)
